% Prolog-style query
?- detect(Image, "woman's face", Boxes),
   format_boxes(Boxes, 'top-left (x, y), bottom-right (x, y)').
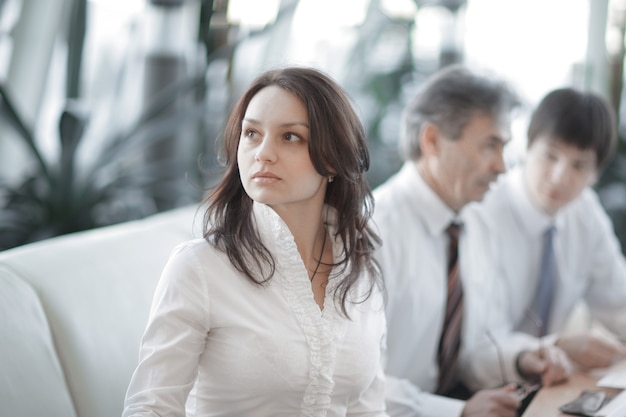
top-left (237, 85), bottom-right (327, 216)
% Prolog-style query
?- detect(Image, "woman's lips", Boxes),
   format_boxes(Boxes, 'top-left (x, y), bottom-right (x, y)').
top-left (252, 171), bottom-right (280, 183)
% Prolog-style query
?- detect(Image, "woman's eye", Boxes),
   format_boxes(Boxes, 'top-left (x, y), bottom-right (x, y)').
top-left (284, 133), bottom-right (301, 142)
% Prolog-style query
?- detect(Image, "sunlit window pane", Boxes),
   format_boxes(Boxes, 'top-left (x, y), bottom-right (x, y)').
top-left (227, 0), bottom-right (280, 28)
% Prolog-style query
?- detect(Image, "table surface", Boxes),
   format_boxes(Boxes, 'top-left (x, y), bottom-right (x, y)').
top-left (522, 372), bottom-right (621, 417)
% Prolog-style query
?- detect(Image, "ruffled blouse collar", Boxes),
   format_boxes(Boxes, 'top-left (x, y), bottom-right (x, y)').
top-left (251, 202), bottom-right (346, 416)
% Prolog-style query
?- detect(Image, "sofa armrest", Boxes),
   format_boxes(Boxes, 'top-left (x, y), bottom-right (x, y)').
top-left (0, 271), bottom-right (77, 417)
top-left (0, 204), bottom-right (200, 417)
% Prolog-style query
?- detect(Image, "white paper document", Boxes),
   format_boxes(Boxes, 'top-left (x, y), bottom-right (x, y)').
top-left (597, 360), bottom-right (626, 389)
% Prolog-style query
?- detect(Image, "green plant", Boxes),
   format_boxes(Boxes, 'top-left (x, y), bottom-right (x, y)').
top-left (0, 73), bottom-right (209, 250)
top-left (0, 0), bottom-right (237, 250)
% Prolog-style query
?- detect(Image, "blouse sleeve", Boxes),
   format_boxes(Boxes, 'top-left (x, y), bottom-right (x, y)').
top-left (384, 375), bottom-right (465, 417)
top-left (123, 242), bottom-right (211, 417)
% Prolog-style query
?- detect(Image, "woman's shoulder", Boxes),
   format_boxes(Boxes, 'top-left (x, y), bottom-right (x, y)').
top-left (165, 238), bottom-right (230, 272)
top-left (158, 238), bottom-right (242, 294)
top-left (170, 237), bottom-right (213, 257)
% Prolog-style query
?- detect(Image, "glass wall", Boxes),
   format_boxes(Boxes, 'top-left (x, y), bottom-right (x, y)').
top-left (1, 0), bottom-right (622, 249)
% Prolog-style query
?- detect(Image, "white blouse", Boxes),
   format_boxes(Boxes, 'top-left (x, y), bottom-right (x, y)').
top-left (123, 203), bottom-right (388, 417)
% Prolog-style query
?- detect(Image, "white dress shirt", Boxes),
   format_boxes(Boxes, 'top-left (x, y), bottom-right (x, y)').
top-left (464, 166), bottom-right (626, 388)
top-left (123, 203), bottom-right (388, 417)
top-left (372, 162), bottom-right (499, 417)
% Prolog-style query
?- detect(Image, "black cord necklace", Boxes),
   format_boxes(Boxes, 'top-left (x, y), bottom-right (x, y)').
top-left (309, 229), bottom-right (327, 281)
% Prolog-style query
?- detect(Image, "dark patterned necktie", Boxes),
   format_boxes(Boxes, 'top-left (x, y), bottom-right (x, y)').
top-left (436, 222), bottom-right (463, 395)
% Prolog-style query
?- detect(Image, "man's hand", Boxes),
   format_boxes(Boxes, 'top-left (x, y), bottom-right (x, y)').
top-left (461, 386), bottom-right (520, 417)
top-left (516, 345), bottom-right (572, 386)
top-left (556, 335), bottom-right (626, 369)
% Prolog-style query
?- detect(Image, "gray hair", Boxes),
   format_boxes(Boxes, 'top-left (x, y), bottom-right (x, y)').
top-left (400, 65), bottom-right (519, 161)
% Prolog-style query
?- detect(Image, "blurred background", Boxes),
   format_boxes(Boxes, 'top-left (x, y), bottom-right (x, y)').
top-left (1, 0), bottom-right (626, 251)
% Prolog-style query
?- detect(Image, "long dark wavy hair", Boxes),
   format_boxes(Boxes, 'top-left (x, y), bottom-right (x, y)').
top-left (202, 66), bottom-right (381, 316)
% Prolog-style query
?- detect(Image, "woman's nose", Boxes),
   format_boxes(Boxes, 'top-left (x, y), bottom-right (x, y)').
top-left (255, 137), bottom-right (277, 162)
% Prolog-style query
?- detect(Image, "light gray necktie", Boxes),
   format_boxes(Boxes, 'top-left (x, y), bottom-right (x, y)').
top-left (531, 225), bottom-right (557, 336)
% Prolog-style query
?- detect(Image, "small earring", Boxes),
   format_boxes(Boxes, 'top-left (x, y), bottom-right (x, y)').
top-left (328, 176), bottom-right (335, 183)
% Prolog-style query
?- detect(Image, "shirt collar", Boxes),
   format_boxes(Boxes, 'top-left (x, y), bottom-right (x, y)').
top-left (399, 162), bottom-right (459, 237)
top-left (508, 166), bottom-right (555, 236)
top-left (252, 201), bottom-right (340, 242)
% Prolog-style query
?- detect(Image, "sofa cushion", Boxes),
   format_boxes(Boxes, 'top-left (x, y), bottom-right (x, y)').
top-left (0, 204), bottom-right (200, 417)
top-left (0, 272), bottom-right (77, 417)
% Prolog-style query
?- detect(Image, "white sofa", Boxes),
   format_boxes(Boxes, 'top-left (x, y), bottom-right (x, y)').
top-left (0, 204), bottom-right (201, 417)
top-left (0, 201), bottom-right (597, 417)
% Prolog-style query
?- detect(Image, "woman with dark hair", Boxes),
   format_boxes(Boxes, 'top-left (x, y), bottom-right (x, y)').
top-left (123, 67), bottom-right (387, 417)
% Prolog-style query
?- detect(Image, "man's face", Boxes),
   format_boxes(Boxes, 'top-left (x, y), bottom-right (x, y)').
top-left (524, 135), bottom-right (597, 216)
top-left (428, 112), bottom-right (509, 212)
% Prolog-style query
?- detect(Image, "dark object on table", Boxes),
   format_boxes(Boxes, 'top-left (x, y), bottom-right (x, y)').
top-left (559, 389), bottom-right (608, 416)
